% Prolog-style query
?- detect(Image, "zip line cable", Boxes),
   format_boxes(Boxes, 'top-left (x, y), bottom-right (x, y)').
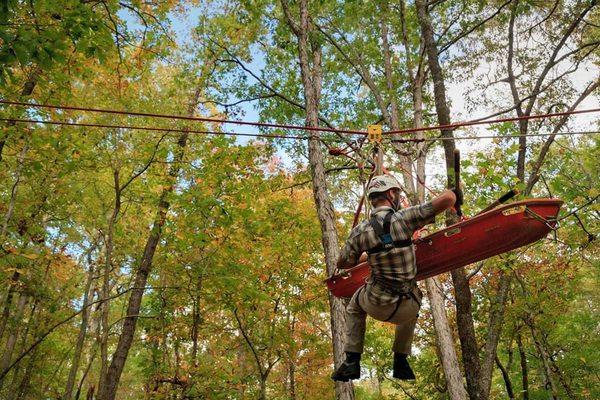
top-left (388, 130), bottom-right (600, 143)
top-left (384, 107), bottom-right (600, 135)
top-left (1, 100), bottom-right (599, 137)
top-left (2, 117), bottom-right (599, 143)
top-left (0, 100), bottom-right (367, 135)
top-left (0, 118), bottom-right (309, 141)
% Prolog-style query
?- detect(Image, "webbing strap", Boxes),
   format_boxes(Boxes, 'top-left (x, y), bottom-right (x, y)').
top-left (367, 211), bottom-right (413, 254)
top-left (370, 212), bottom-right (394, 243)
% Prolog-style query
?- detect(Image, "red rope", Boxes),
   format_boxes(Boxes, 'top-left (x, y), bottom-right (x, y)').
top-left (384, 107), bottom-right (600, 135)
top-left (0, 118), bottom-right (309, 140)
top-left (0, 100), bottom-right (367, 135)
top-left (2, 99), bottom-right (597, 139)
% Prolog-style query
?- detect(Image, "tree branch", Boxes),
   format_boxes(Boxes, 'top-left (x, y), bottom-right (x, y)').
top-left (232, 307), bottom-right (264, 376)
top-left (525, 78), bottom-right (600, 194)
top-left (439, 0), bottom-right (512, 54)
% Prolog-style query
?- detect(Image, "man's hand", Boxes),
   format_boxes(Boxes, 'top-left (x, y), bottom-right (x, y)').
top-left (358, 252), bottom-right (368, 263)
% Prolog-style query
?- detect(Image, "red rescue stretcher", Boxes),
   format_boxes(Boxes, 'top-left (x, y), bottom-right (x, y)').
top-left (325, 198), bottom-right (563, 298)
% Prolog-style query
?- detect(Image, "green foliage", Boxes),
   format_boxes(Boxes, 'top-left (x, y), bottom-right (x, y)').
top-left (0, 1), bottom-right (598, 399)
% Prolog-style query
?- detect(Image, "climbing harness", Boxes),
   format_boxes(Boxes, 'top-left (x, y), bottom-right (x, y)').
top-left (367, 211), bottom-right (413, 254)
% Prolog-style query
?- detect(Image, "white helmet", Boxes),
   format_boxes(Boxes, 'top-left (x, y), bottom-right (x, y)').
top-left (367, 175), bottom-right (402, 196)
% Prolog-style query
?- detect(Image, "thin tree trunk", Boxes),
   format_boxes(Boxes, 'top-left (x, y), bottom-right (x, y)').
top-left (415, 1), bottom-right (478, 399)
top-left (516, 331), bottom-right (529, 400)
top-left (280, 1), bottom-right (353, 399)
top-left (13, 349), bottom-right (37, 400)
top-left (549, 355), bottom-right (576, 399)
top-left (527, 319), bottom-right (559, 399)
top-left (495, 355), bottom-right (515, 399)
top-left (480, 272), bottom-right (512, 398)
top-left (64, 252), bottom-right (97, 400)
top-left (75, 342), bottom-right (97, 400)
top-left (425, 278), bottom-right (469, 400)
top-left (190, 274), bottom-right (202, 366)
top-left (98, 171), bottom-right (122, 388)
top-left (0, 270), bottom-right (20, 343)
top-left (96, 89), bottom-right (199, 400)
top-left (1, 140), bottom-right (29, 239)
top-left (0, 140), bottom-right (30, 343)
top-left (0, 293), bottom-right (29, 388)
top-left (380, 0), bottom-right (415, 195)
top-left (400, 3), bottom-right (466, 396)
top-left (288, 362), bottom-right (296, 400)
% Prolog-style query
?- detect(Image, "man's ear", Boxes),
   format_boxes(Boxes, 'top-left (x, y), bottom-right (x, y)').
top-left (385, 190), bottom-right (394, 203)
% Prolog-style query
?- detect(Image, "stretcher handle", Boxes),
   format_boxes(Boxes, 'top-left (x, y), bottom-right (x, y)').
top-left (477, 188), bottom-right (520, 215)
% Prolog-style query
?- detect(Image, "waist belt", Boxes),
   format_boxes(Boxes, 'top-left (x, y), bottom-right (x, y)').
top-left (367, 239), bottom-right (413, 254)
top-left (372, 278), bottom-right (415, 296)
top-left (372, 278), bottom-right (422, 310)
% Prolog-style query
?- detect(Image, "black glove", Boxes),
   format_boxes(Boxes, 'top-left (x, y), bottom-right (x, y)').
top-left (451, 187), bottom-right (464, 208)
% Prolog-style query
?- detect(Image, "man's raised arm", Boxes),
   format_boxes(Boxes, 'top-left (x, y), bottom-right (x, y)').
top-left (431, 189), bottom-right (458, 215)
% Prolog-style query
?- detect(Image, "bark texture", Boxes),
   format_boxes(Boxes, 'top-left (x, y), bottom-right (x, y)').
top-left (425, 278), bottom-right (468, 400)
top-left (96, 90), bottom-right (199, 400)
top-left (415, 1), bottom-right (476, 399)
top-left (280, 1), bottom-right (353, 398)
top-left (400, 4), bottom-right (467, 394)
top-left (63, 247), bottom-right (97, 400)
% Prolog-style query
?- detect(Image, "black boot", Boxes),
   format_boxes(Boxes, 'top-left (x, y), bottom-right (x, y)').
top-left (393, 353), bottom-right (415, 380)
top-left (331, 352), bottom-right (361, 382)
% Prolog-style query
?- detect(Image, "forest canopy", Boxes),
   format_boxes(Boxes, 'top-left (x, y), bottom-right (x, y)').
top-left (0, 0), bottom-right (598, 399)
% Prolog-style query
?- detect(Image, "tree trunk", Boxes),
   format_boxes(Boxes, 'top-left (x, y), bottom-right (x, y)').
top-left (13, 349), bottom-right (37, 400)
top-left (280, 1), bottom-right (353, 398)
top-left (516, 331), bottom-right (529, 400)
top-left (549, 355), bottom-right (576, 399)
top-left (1, 139), bottom-right (29, 239)
top-left (75, 343), bottom-right (97, 400)
top-left (288, 362), bottom-right (296, 400)
top-left (0, 140), bottom-right (30, 344)
top-left (414, 1), bottom-right (480, 399)
top-left (379, 0), bottom-right (415, 195)
top-left (98, 172), bottom-right (122, 388)
top-left (400, 3), bottom-right (466, 395)
top-left (495, 355), bottom-right (515, 399)
top-left (0, 293), bottom-right (29, 388)
top-left (0, 271), bottom-right (20, 343)
top-left (64, 253), bottom-right (96, 400)
top-left (96, 89), bottom-right (199, 400)
top-left (450, 268), bottom-right (482, 400)
top-left (259, 375), bottom-right (267, 400)
top-left (527, 321), bottom-right (559, 399)
top-left (190, 274), bottom-right (202, 366)
top-left (425, 278), bottom-right (469, 400)
top-left (480, 272), bottom-right (512, 398)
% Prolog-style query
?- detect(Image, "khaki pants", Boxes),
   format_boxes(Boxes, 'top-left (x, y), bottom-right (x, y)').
top-left (343, 284), bottom-right (422, 355)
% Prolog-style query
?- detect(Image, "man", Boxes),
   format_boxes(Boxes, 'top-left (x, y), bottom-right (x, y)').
top-left (332, 174), bottom-right (460, 382)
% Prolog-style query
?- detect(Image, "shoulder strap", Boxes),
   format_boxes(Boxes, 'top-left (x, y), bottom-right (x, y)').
top-left (368, 210), bottom-right (412, 254)
top-left (369, 211), bottom-right (393, 239)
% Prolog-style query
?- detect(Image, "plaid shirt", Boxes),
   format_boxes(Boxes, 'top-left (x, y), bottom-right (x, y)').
top-left (339, 202), bottom-right (436, 305)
